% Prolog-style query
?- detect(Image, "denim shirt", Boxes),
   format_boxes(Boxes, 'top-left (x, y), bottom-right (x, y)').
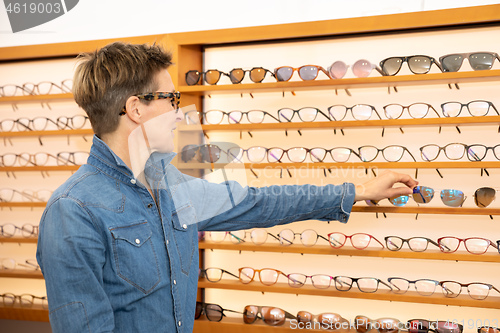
top-left (36, 135), bottom-right (355, 333)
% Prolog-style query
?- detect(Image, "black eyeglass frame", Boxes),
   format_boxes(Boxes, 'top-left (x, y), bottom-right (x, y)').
top-left (380, 55), bottom-right (443, 76)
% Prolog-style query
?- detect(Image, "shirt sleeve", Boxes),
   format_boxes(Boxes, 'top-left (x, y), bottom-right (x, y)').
top-left (196, 181), bottom-right (356, 232)
top-left (36, 197), bottom-right (115, 333)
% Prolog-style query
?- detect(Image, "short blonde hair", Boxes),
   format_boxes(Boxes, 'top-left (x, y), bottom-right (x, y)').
top-left (73, 42), bottom-right (173, 137)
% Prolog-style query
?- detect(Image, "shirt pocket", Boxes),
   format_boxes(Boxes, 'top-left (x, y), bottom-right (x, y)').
top-left (171, 203), bottom-right (196, 274)
top-left (109, 221), bottom-right (160, 293)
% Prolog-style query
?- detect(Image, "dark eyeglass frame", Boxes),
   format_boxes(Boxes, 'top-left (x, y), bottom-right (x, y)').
top-left (198, 267), bottom-right (239, 282)
top-left (380, 55), bottom-right (443, 76)
top-left (383, 103), bottom-right (441, 119)
top-left (478, 327), bottom-right (500, 333)
top-left (439, 52), bottom-right (500, 72)
top-left (185, 69), bottom-right (229, 85)
top-left (387, 277), bottom-right (440, 296)
top-left (441, 100), bottom-right (499, 117)
top-left (437, 236), bottom-right (498, 255)
top-left (333, 276), bottom-right (393, 293)
top-left (328, 104), bottom-right (382, 121)
top-left (243, 305), bottom-right (296, 326)
top-left (384, 236), bottom-right (440, 252)
top-left (195, 301), bottom-right (241, 322)
top-left (277, 107), bottom-right (331, 122)
top-left (419, 143), bottom-right (467, 162)
top-left (439, 280), bottom-right (500, 300)
top-left (228, 67), bottom-right (275, 84)
top-left (119, 91), bottom-right (181, 116)
top-left (203, 109), bottom-right (279, 125)
top-left (274, 65), bottom-right (330, 81)
top-left (358, 145), bottom-right (416, 162)
top-left (181, 144), bottom-right (222, 163)
top-left (0, 293), bottom-right (48, 309)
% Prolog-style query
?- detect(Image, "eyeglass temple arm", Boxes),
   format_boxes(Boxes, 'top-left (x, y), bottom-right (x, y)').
top-left (429, 106), bottom-right (441, 118)
top-left (379, 279), bottom-right (393, 290)
top-left (223, 269), bottom-right (240, 279)
top-left (264, 112), bottom-right (280, 122)
top-left (267, 233), bottom-right (280, 241)
top-left (223, 309), bottom-right (243, 315)
top-left (405, 148), bottom-right (417, 162)
top-left (284, 310), bottom-right (297, 320)
top-left (387, 279), bottom-right (403, 292)
top-left (372, 108), bottom-right (382, 119)
top-left (372, 237), bottom-right (385, 249)
top-left (318, 234), bottom-right (329, 243)
top-left (374, 65), bottom-right (386, 76)
top-left (433, 58), bottom-right (444, 72)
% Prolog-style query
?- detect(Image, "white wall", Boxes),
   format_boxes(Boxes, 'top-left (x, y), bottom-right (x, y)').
top-left (0, 0), bottom-right (499, 48)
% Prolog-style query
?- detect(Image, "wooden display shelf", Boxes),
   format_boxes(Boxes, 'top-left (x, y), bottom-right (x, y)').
top-left (178, 70), bottom-right (500, 96)
top-left (179, 115), bottom-right (500, 132)
top-left (0, 165), bottom-right (80, 172)
top-left (0, 306), bottom-right (49, 322)
top-left (198, 279), bottom-right (500, 309)
top-left (0, 93), bottom-right (73, 104)
top-left (0, 202), bottom-right (46, 208)
top-left (0, 129), bottom-right (93, 138)
top-left (194, 317), bottom-right (341, 333)
top-left (0, 270), bottom-right (43, 279)
top-left (177, 161), bottom-right (500, 170)
top-left (0, 237), bottom-right (37, 244)
top-left (199, 242), bottom-right (500, 263)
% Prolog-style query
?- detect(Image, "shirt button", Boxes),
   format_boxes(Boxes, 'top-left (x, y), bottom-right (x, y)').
top-left (147, 203), bottom-right (153, 208)
top-left (135, 239), bottom-right (140, 244)
top-left (178, 321), bottom-right (181, 327)
top-left (182, 224), bottom-right (187, 229)
top-left (166, 240), bottom-right (169, 245)
top-left (130, 179), bottom-right (136, 185)
top-left (173, 280), bottom-right (177, 285)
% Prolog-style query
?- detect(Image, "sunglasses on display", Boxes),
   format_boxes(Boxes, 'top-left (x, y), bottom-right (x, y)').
top-left (407, 319), bottom-right (464, 333)
top-left (198, 268), bottom-right (238, 282)
top-left (327, 232), bottom-right (385, 250)
top-left (475, 187), bottom-right (499, 208)
top-left (297, 311), bottom-right (348, 329)
top-left (0, 223), bottom-right (39, 238)
top-left (277, 229), bottom-right (329, 247)
top-left (195, 301), bottom-right (241, 322)
top-left (277, 107), bottom-right (331, 122)
top-left (478, 327), bottom-right (500, 333)
top-left (201, 110), bottom-right (280, 125)
top-left (328, 59), bottom-right (384, 79)
top-left (274, 65), bottom-right (330, 81)
top-left (386, 186), bottom-right (465, 208)
top-left (383, 103), bottom-right (441, 120)
top-left (185, 68), bottom-right (274, 85)
top-left (119, 91), bottom-right (181, 116)
top-left (243, 305), bottom-right (296, 326)
top-left (238, 267), bottom-right (287, 286)
top-left (439, 280), bottom-right (500, 300)
top-left (328, 104), bottom-right (382, 121)
top-left (441, 100), bottom-right (499, 117)
top-left (437, 236), bottom-right (498, 255)
top-left (439, 52), bottom-right (500, 72)
top-left (180, 144), bottom-right (222, 163)
top-left (387, 277), bottom-right (440, 296)
top-left (354, 316), bottom-right (405, 333)
top-left (358, 145), bottom-right (416, 162)
top-left (379, 55), bottom-right (443, 76)
top-left (384, 236), bottom-right (441, 252)
top-left (419, 143), bottom-right (500, 162)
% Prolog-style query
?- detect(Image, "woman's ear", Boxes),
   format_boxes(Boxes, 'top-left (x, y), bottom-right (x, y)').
top-left (124, 96), bottom-right (142, 124)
